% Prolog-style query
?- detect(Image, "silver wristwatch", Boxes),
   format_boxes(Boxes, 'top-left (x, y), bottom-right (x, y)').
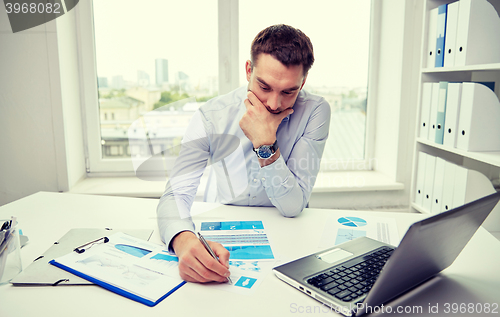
top-left (253, 140), bottom-right (279, 159)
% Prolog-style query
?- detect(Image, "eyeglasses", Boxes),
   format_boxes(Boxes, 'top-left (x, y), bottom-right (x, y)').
top-left (74, 236), bottom-right (109, 254)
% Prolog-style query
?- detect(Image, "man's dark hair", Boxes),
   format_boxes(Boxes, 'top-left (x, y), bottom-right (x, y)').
top-left (250, 24), bottom-right (314, 76)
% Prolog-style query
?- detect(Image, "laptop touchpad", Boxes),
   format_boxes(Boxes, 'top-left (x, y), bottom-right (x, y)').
top-left (316, 248), bottom-right (353, 264)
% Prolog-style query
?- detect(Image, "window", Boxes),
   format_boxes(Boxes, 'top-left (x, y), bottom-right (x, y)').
top-left (85, 0), bottom-right (218, 173)
top-left (81, 0), bottom-right (372, 174)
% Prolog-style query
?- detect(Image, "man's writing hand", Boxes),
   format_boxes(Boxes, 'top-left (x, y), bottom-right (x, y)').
top-left (172, 231), bottom-right (231, 283)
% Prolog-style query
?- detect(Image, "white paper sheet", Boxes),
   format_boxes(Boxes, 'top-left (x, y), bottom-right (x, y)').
top-left (318, 215), bottom-right (400, 250)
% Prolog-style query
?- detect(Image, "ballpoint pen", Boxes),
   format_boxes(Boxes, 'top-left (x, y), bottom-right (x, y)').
top-left (197, 232), bottom-right (232, 284)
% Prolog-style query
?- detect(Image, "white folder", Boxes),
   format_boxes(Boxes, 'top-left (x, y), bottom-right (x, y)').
top-left (422, 154), bottom-right (436, 212)
top-left (456, 82), bottom-right (500, 151)
top-left (440, 160), bottom-right (456, 213)
top-left (451, 165), bottom-right (499, 231)
top-left (426, 8), bottom-right (439, 68)
top-left (452, 165), bottom-right (496, 209)
top-left (442, 83), bottom-right (462, 148)
top-left (452, 165), bottom-right (468, 208)
top-left (419, 83), bottom-right (433, 139)
top-left (428, 83), bottom-right (440, 142)
top-left (431, 157), bottom-right (446, 214)
top-left (443, 1), bottom-right (459, 67)
top-left (434, 82), bottom-right (448, 144)
top-left (414, 151), bottom-right (428, 207)
top-left (454, 0), bottom-right (500, 66)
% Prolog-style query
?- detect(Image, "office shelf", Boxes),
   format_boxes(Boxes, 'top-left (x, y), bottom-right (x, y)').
top-left (417, 138), bottom-right (500, 167)
top-left (411, 202), bottom-right (430, 214)
top-left (422, 62), bottom-right (500, 73)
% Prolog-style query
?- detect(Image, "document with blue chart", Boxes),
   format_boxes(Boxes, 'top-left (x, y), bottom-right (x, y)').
top-left (199, 220), bottom-right (277, 294)
top-left (49, 232), bottom-right (185, 306)
top-left (318, 215), bottom-right (400, 250)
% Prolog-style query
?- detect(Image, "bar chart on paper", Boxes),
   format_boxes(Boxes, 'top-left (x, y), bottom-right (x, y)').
top-left (201, 234), bottom-right (269, 245)
top-left (198, 220), bottom-right (276, 295)
top-left (200, 221), bottom-right (275, 260)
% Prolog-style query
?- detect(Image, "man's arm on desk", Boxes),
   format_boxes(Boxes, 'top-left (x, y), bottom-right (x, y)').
top-left (157, 165), bottom-right (232, 283)
top-left (157, 191), bottom-right (232, 283)
top-left (156, 110), bottom-right (231, 283)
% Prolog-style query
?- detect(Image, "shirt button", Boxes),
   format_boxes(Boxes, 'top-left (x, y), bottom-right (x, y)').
top-left (261, 177), bottom-right (266, 181)
top-left (252, 196), bottom-right (256, 200)
top-left (253, 179), bottom-right (258, 183)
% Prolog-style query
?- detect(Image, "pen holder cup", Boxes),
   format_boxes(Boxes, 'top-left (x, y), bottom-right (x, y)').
top-left (0, 220), bottom-right (22, 285)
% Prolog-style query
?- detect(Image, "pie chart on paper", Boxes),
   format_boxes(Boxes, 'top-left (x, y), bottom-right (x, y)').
top-left (337, 217), bottom-right (367, 227)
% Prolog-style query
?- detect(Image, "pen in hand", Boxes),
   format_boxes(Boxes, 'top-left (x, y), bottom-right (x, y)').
top-left (197, 232), bottom-right (232, 284)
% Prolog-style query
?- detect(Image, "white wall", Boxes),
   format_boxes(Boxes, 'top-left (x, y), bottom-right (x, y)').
top-left (56, 9), bottom-right (86, 188)
top-left (0, 8), bottom-right (85, 206)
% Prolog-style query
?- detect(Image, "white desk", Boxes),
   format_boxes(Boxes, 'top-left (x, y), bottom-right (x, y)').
top-left (1, 192), bottom-right (499, 316)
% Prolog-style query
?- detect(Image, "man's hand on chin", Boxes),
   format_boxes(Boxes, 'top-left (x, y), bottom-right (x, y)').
top-left (239, 90), bottom-right (292, 149)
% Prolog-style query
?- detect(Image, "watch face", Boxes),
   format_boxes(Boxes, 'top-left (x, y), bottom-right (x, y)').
top-left (257, 146), bottom-right (272, 159)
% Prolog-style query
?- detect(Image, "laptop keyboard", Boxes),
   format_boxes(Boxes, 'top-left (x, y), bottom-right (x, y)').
top-left (306, 246), bottom-right (395, 303)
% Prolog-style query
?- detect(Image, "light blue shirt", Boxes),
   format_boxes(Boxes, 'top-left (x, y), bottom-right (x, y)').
top-left (157, 86), bottom-right (331, 252)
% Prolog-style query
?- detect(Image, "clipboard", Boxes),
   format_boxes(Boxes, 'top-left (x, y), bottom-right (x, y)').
top-left (10, 228), bottom-right (153, 286)
top-left (49, 232), bottom-right (185, 306)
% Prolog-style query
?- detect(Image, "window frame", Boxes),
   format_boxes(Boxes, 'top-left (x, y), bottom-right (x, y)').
top-left (76, 0), bottom-right (378, 175)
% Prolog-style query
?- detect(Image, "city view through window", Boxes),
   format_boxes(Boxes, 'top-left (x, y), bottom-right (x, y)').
top-left (93, 0), bottom-right (371, 172)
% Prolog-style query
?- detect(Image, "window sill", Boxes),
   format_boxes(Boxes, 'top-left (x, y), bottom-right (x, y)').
top-left (69, 171), bottom-right (404, 198)
top-left (69, 176), bottom-right (199, 199)
top-left (313, 171), bottom-right (404, 192)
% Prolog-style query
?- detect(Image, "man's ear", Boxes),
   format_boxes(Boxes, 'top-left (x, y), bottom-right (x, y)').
top-left (300, 74), bottom-right (308, 90)
top-left (245, 60), bottom-right (253, 82)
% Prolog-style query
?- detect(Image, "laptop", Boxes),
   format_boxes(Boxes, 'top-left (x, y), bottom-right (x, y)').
top-left (273, 191), bottom-right (500, 316)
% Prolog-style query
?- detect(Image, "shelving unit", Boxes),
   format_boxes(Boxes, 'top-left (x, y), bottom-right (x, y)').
top-left (410, 0), bottom-right (500, 232)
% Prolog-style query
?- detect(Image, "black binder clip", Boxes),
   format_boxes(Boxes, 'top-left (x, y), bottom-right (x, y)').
top-left (74, 237), bottom-right (109, 254)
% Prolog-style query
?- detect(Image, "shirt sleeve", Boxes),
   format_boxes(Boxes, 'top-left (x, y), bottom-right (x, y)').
top-left (156, 110), bottom-right (210, 253)
top-left (259, 99), bottom-right (331, 217)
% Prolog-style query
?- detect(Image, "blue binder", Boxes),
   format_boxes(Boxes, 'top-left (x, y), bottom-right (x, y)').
top-left (435, 4), bottom-right (448, 67)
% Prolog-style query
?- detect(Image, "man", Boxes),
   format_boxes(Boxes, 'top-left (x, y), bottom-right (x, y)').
top-left (157, 24), bottom-right (331, 283)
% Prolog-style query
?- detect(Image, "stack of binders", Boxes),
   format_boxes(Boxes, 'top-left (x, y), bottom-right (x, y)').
top-left (418, 81), bottom-right (500, 152)
top-left (414, 152), bottom-right (496, 215)
top-left (426, 0), bottom-right (500, 68)
top-left (416, 0), bottom-right (500, 232)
